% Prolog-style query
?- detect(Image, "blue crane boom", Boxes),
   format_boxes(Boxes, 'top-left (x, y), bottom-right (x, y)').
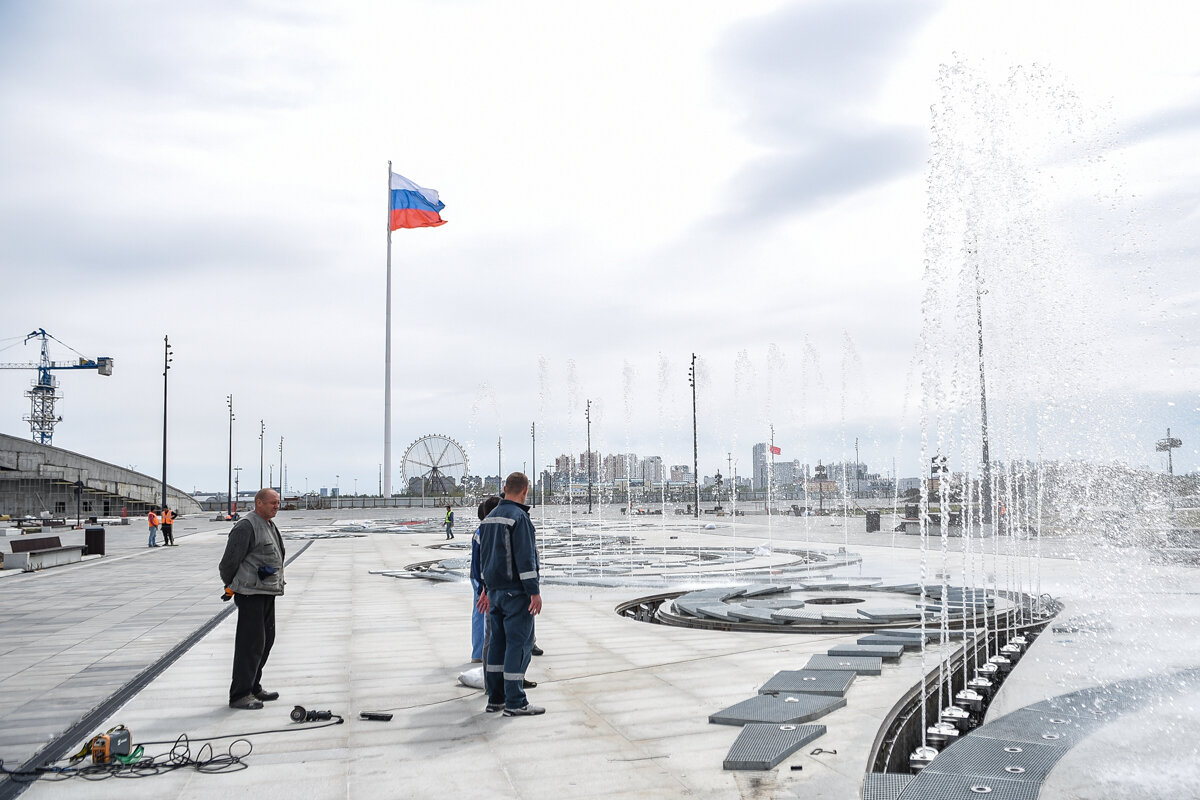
top-left (0, 328), bottom-right (114, 445)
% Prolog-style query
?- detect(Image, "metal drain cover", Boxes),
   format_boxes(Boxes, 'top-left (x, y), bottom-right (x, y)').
top-left (804, 654), bottom-right (883, 676)
top-left (895, 772), bottom-right (1039, 800)
top-left (758, 669), bottom-right (856, 697)
top-left (861, 772), bottom-right (913, 800)
top-left (723, 723), bottom-right (826, 770)
top-left (709, 693), bottom-right (846, 726)
top-left (972, 709), bottom-right (1103, 747)
top-left (858, 634), bottom-right (923, 650)
top-left (726, 606), bottom-right (791, 624)
top-left (828, 643), bottom-right (905, 660)
top-left (921, 736), bottom-right (1064, 781)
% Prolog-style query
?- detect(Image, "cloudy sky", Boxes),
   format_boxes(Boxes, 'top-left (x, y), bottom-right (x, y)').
top-left (0, 0), bottom-right (1196, 495)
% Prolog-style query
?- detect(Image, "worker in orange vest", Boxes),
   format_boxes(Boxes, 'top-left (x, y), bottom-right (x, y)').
top-left (148, 507), bottom-right (160, 548)
top-left (161, 507), bottom-right (176, 546)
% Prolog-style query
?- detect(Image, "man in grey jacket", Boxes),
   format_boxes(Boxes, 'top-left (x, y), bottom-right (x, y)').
top-left (219, 488), bottom-right (285, 710)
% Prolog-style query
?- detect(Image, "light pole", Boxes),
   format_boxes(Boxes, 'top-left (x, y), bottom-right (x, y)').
top-left (855, 437), bottom-right (861, 498)
top-left (689, 354), bottom-right (699, 518)
top-left (259, 420), bottom-right (265, 489)
top-left (161, 335), bottom-right (172, 510)
top-left (530, 422), bottom-right (536, 508)
top-left (278, 436), bottom-right (284, 495)
top-left (1157, 428), bottom-right (1183, 476)
top-left (233, 466), bottom-right (242, 513)
top-left (585, 400), bottom-right (593, 514)
top-left (226, 395), bottom-right (235, 516)
top-left (815, 462), bottom-right (827, 514)
top-left (1157, 428), bottom-right (1184, 512)
top-left (335, 474), bottom-right (340, 509)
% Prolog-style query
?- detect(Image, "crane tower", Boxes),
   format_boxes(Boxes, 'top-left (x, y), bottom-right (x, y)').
top-left (0, 328), bottom-right (113, 445)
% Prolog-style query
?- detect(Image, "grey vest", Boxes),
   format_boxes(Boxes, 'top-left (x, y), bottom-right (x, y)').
top-left (230, 511), bottom-right (285, 596)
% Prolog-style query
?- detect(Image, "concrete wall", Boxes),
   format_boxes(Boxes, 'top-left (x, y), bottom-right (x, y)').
top-left (0, 432), bottom-right (201, 518)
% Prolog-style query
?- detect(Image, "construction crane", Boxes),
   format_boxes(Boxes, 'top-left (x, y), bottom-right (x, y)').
top-left (0, 328), bottom-right (114, 445)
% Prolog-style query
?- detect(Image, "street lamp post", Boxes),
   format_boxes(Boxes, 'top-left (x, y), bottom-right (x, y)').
top-left (1156, 428), bottom-right (1183, 476)
top-left (233, 466), bottom-right (242, 513)
top-left (226, 395), bottom-right (235, 516)
top-left (530, 422), bottom-right (536, 508)
top-left (1157, 428), bottom-right (1184, 513)
top-left (161, 335), bottom-right (172, 510)
top-left (279, 436), bottom-right (284, 496)
top-left (689, 354), bottom-right (699, 519)
top-left (259, 420), bottom-right (265, 490)
top-left (585, 400), bottom-right (593, 514)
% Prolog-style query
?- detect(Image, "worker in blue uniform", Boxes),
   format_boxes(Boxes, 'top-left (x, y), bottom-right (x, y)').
top-left (475, 472), bottom-right (543, 716)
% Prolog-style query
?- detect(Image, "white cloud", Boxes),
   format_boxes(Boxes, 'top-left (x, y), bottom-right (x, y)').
top-left (0, 0), bottom-right (1197, 491)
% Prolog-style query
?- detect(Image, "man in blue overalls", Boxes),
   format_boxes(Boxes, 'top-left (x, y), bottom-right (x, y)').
top-left (475, 472), bottom-right (543, 716)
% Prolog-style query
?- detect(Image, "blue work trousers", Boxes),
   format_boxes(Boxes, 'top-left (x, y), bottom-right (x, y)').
top-left (471, 579), bottom-right (486, 660)
top-left (485, 588), bottom-right (535, 710)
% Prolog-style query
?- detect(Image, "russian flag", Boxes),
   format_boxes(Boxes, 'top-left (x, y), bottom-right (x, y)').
top-left (389, 172), bottom-right (446, 230)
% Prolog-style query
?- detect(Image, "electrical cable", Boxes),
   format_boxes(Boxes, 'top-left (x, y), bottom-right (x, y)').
top-left (0, 717), bottom-right (343, 785)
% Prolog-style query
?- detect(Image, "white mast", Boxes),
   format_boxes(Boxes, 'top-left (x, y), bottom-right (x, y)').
top-left (384, 160), bottom-right (394, 498)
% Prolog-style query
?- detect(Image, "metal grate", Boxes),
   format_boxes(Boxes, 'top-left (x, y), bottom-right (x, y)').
top-left (921, 736), bottom-right (1064, 781)
top-left (858, 634), bottom-right (922, 650)
top-left (771, 607), bottom-right (826, 623)
top-left (759, 669), bottom-right (856, 697)
top-left (743, 597), bottom-right (808, 610)
top-left (740, 583), bottom-right (793, 597)
top-left (727, 606), bottom-right (791, 624)
top-left (862, 772), bottom-right (914, 800)
top-left (857, 608), bottom-right (924, 622)
top-left (896, 772), bottom-right (1040, 800)
top-left (723, 723), bottom-right (826, 770)
top-left (971, 709), bottom-right (1104, 748)
top-left (709, 693), bottom-right (846, 726)
top-left (874, 628), bottom-right (938, 642)
top-left (829, 643), bottom-right (905, 660)
top-left (695, 604), bottom-right (742, 622)
top-left (805, 654), bottom-right (883, 676)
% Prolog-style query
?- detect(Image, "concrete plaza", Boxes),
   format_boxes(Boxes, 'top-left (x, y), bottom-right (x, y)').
top-left (2, 507), bottom-right (1198, 799)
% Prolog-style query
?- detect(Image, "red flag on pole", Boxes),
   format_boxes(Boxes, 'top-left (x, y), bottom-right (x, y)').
top-left (769, 445), bottom-right (781, 455)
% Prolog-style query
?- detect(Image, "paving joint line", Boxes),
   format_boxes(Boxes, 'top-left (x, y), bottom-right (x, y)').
top-left (0, 539), bottom-right (314, 800)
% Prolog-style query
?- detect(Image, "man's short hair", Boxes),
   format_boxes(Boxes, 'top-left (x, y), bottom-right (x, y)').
top-left (478, 495), bottom-right (500, 520)
top-left (502, 472), bottom-right (529, 496)
top-left (254, 488), bottom-right (278, 504)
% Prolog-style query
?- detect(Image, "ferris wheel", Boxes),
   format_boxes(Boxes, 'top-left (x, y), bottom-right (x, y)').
top-left (401, 434), bottom-right (470, 494)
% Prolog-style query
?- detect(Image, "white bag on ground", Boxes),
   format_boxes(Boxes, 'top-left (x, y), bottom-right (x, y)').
top-left (458, 666), bottom-right (485, 689)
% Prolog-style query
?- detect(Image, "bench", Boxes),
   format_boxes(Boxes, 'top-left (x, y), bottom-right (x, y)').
top-left (4, 535), bottom-right (86, 572)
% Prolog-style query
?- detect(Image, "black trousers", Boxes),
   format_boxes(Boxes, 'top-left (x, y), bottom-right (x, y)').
top-left (230, 593), bottom-right (276, 702)
top-left (161, 524), bottom-right (173, 545)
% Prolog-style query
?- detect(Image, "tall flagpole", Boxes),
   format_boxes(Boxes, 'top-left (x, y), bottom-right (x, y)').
top-left (384, 161), bottom-right (393, 498)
